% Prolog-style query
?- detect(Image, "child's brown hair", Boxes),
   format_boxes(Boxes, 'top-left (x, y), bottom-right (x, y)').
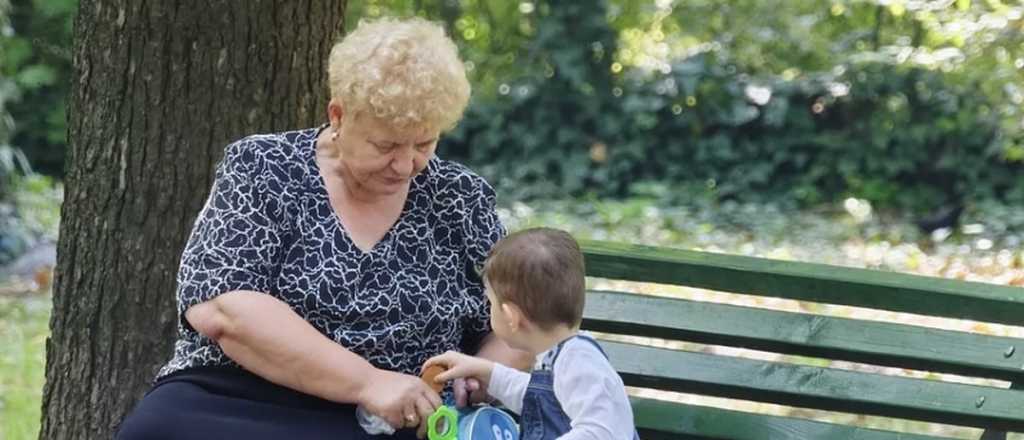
top-left (482, 228), bottom-right (585, 330)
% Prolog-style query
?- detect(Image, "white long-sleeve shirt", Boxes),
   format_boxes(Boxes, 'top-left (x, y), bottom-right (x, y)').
top-left (487, 335), bottom-right (636, 439)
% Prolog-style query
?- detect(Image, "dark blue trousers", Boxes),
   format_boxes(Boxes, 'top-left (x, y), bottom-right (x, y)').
top-left (117, 366), bottom-right (418, 440)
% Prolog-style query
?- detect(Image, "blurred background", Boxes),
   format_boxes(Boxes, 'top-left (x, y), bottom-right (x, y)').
top-left (1, 0), bottom-right (1023, 438)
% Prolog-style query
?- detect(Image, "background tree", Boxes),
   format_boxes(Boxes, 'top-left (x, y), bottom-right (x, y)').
top-left (39, 2), bottom-right (347, 438)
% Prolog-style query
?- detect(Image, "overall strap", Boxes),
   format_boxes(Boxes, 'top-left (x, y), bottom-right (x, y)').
top-left (571, 334), bottom-right (609, 359)
top-left (547, 334), bottom-right (608, 369)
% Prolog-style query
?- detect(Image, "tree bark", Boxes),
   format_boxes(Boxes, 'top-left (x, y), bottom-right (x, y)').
top-left (40, 2), bottom-right (346, 438)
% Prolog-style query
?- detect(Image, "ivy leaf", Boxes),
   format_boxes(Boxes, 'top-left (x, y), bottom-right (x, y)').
top-left (15, 64), bottom-right (57, 89)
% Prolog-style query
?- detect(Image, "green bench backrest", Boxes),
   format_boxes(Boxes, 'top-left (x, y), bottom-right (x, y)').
top-left (580, 241), bottom-right (1024, 439)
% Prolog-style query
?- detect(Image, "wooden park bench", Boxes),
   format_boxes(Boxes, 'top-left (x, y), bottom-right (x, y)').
top-left (579, 241), bottom-right (1024, 439)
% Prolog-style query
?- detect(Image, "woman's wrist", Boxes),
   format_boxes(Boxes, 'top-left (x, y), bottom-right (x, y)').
top-left (353, 365), bottom-right (383, 406)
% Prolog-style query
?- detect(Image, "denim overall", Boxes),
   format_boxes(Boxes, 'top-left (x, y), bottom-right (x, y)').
top-left (520, 334), bottom-right (641, 440)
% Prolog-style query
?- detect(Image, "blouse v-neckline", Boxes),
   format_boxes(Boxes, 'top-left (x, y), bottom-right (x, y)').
top-left (305, 126), bottom-right (418, 256)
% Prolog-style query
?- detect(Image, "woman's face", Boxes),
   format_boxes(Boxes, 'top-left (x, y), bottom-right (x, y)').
top-left (334, 114), bottom-right (440, 197)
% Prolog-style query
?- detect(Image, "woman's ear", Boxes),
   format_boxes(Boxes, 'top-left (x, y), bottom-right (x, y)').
top-left (327, 99), bottom-right (345, 129)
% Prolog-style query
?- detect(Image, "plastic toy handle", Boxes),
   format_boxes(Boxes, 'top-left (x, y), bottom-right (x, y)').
top-left (427, 405), bottom-right (458, 440)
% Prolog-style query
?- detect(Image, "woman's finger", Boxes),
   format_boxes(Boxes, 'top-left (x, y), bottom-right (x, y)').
top-left (414, 394), bottom-right (436, 420)
top-left (402, 404), bottom-right (420, 428)
top-left (415, 401), bottom-right (433, 440)
top-left (384, 410), bottom-right (404, 431)
top-left (422, 388), bottom-right (443, 409)
top-left (414, 393), bottom-right (440, 439)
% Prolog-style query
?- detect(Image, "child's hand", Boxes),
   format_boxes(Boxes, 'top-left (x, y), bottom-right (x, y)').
top-left (423, 351), bottom-right (496, 389)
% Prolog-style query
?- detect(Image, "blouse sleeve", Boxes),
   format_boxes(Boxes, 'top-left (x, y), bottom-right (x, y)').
top-left (460, 176), bottom-right (506, 353)
top-left (175, 139), bottom-right (285, 333)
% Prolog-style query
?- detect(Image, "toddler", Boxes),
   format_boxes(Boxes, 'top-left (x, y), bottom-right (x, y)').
top-left (425, 228), bottom-right (638, 439)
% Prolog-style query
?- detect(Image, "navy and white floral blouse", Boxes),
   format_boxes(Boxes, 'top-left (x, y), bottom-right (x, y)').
top-left (157, 126), bottom-right (505, 379)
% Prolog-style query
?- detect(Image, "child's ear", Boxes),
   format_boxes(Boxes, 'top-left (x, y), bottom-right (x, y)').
top-left (501, 302), bottom-right (525, 332)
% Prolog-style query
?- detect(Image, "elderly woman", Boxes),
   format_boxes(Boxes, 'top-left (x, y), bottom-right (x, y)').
top-left (117, 17), bottom-right (529, 439)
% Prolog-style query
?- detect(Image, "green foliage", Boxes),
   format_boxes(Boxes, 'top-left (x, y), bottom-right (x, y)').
top-left (346, 0), bottom-right (539, 100)
top-left (347, 0), bottom-right (1023, 210)
top-left (443, 0), bottom-right (621, 198)
top-left (447, 44), bottom-right (1020, 212)
top-left (0, 0), bottom-right (75, 177)
top-left (607, 0), bottom-right (1024, 207)
top-left (0, 145), bottom-right (30, 196)
top-left (1, 0), bottom-right (18, 200)
top-left (7, 0), bottom-right (1022, 210)
top-left (0, 0), bottom-right (68, 265)
top-left (432, 1), bottom-right (1022, 212)
top-left (634, 55), bottom-right (1021, 211)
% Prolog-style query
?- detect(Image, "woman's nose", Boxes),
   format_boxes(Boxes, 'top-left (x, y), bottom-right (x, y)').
top-left (390, 147), bottom-right (415, 176)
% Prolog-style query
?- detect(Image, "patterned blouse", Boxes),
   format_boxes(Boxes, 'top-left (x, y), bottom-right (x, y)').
top-left (157, 126), bottom-right (505, 379)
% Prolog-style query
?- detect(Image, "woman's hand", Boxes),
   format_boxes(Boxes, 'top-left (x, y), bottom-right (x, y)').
top-left (424, 351), bottom-right (496, 395)
top-left (357, 368), bottom-right (442, 434)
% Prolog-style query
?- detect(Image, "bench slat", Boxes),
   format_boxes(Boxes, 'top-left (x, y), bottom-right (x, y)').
top-left (584, 290), bottom-right (1024, 382)
top-left (581, 240), bottom-right (1024, 326)
top-left (604, 341), bottom-right (1024, 430)
top-left (631, 397), bottom-right (956, 440)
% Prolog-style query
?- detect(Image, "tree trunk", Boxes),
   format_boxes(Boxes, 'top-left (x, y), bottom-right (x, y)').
top-left (40, 2), bottom-right (347, 438)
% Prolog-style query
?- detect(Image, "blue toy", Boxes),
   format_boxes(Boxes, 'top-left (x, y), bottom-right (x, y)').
top-left (427, 401), bottom-right (518, 440)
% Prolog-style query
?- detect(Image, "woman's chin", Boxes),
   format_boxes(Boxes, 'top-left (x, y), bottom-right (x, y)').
top-left (376, 179), bottom-right (408, 193)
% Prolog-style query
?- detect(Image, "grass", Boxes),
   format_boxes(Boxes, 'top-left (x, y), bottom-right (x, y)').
top-left (0, 294), bottom-right (50, 440)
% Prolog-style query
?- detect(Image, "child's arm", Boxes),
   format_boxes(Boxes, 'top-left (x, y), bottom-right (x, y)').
top-left (553, 345), bottom-right (636, 440)
top-left (485, 362), bottom-right (530, 414)
top-left (424, 351), bottom-right (531, 414)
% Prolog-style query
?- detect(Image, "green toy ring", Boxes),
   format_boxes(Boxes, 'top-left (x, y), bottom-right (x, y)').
top-left (427, 405), bottom-right (458, 440)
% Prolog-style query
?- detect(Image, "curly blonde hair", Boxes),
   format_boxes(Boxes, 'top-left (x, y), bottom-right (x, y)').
top-left (328, 17), bottom-right (471, 132)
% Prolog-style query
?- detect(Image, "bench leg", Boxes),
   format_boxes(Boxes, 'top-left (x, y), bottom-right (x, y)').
top-left (979, 382), bottom-right (1021, 439)
top-left (980, 430), bottom-right (1007, 440)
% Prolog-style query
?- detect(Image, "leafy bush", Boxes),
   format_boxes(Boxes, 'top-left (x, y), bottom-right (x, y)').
top-left (5, 0), bottom-right (1021, 215)
top-left (0, 0), bottom-right (75, 177)
top-left (615, 54), bottom-right (1021, 211)
top-left (444, 1), bottom-right (622, 199)
top-left (442, 1), bottom-right (1023, 212)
